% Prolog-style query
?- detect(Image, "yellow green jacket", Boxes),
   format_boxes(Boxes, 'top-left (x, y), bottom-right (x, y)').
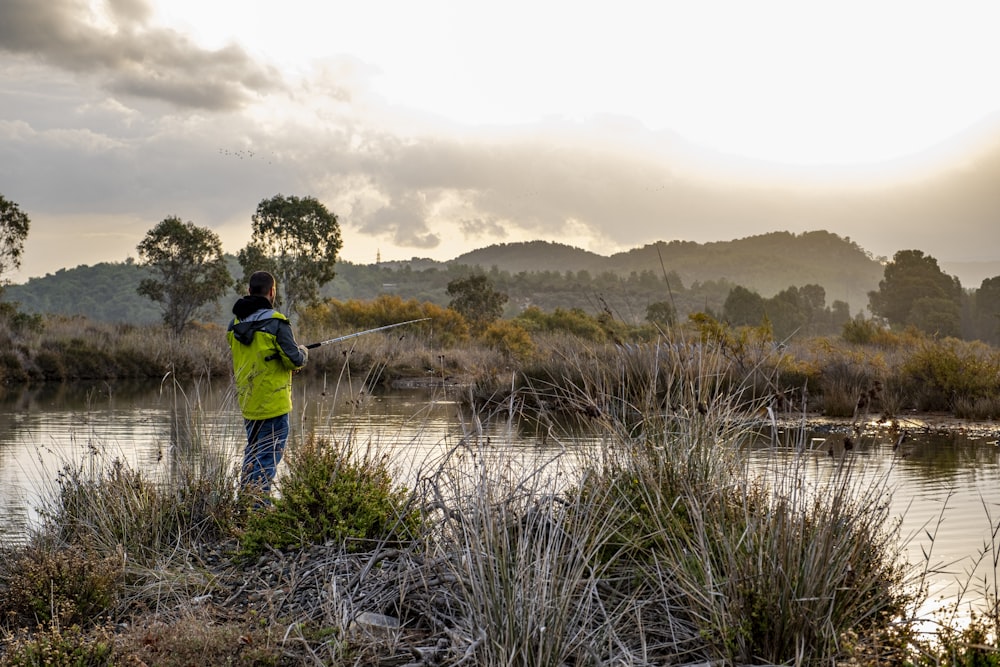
top-left (227, 296), bottom-right (307, 420)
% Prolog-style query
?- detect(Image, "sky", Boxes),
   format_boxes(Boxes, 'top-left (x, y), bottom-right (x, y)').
top-left (3, 0), bottom-right (1000, 284)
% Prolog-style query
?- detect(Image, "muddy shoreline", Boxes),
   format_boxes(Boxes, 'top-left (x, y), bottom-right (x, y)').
top-left (766, 410), bottom-right (1000, 440)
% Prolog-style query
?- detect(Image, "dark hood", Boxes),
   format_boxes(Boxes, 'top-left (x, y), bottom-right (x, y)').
top-left (232, 295), bottom-right (273, 320)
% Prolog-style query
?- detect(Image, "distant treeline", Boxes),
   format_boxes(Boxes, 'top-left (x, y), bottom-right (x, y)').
top-left (6, 230), bottom-right (1000, 344)
top-left (5, 257), bottom-right (734, 328)
top-left (5, 230), bottom-right (881, 323)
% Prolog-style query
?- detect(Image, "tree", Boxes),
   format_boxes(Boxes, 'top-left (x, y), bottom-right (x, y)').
top-left (136, 216), bottom-right (232, 334)
top-left (798, 284), bottom-right (827, 318)
top-left (908, 296), bottom-right (961, 338)
top-left (0, 195), bottom-right (30, 290)
top-left (722, 286), bottom-right (766, 327)
top-left (766, 286), bottom-right (809, 341)
top-left (868, 250), bottom-right (962, 335)
top-left (973, 276), bottom-right (1000, 344)
top-left (829, 299), bottom-right (851, 332)
top-left (447, 274), bottom-right (508, 334)
top-left (237, 194), bottom-right (342, 320)
top-left (645, 300), bottom-right (676, 327)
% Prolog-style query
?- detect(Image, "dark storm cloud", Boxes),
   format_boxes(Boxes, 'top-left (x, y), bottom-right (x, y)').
top-left (0, 0), bottom-right (280, 110)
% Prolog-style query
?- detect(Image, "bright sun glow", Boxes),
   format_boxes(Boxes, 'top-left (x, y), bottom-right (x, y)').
top-left (150, 0), bottom-right (1000, 166)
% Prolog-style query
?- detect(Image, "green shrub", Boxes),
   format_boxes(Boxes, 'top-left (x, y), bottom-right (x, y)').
top-left (841, 318), bottom-right (918, 348)
top-left (557, 373), bottom-right (911, 666)
top-left (33, 348), bottom-right (66, 380)
top-left (0, 349), bottom-right (27, 383)
top-left (0, 301), bottom-right (44, 335)
top-left (480, 319), bottom-right (535, 361)
top-left (515, 306), bottom-right (607, 342)
top-left (300, 294), bottom-right (468, 347)
top-left (900, 338), bottom-right (1000, 412)
top-left (239, 437), bottom-right (419, 559)
top-left (842, 317), bottom-right (885, 345)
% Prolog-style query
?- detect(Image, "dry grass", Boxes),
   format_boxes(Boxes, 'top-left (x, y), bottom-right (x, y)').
top-left (7, 324), bottom-right (1000, 664)
top-left (6, 305), bottom-right (1000, 422)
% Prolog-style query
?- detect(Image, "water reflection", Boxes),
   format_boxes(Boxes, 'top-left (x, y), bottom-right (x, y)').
top-left (755, 420), bottom-right (1000, 620)
top-left (3, 379), bottom-right (1000, 620)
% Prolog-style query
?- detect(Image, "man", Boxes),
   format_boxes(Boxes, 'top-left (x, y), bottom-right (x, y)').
top-left (227, 271), bottom-right (308, 497)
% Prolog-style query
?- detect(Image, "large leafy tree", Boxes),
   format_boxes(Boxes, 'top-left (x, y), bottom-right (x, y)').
top-left (868, 250), bottom-right (962, 334)
top-left (0, 195), bottom-right (30, 290)
top-left (136, 216), bottom-right (232, 334)
top-left (237, 194), bottom-right (342, 320)
top-left (769, 284), bottom-right (831, 339)
top-left (447, 274), bottom-right (508, 335)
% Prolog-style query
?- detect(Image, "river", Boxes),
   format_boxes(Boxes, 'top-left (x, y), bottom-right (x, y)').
top-left (2, 377), bottom-right (1000, 622)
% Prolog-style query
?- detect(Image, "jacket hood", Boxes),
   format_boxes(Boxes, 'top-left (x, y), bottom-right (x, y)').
top-left (230, 319), bottom-right (261, 345)
top-left (232, 295), bottom-right (273, 320)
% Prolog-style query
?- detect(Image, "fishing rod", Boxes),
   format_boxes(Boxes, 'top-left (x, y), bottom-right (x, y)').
top-left (264, 318), bottom-right (430, 361)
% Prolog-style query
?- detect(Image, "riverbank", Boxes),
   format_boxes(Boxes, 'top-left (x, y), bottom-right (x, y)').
top-left (3, 374), bottom-right (998, 665)
top-left (770, 411), bottom-right (1000, 441)
top-left (5, 306), bottom-right (1000, 425)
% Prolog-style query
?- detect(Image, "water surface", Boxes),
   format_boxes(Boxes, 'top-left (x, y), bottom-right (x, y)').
top-left (2, 378), bottom-right (1000, 622)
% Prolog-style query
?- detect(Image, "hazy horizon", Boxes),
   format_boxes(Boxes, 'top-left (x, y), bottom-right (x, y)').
top-left (3, 1), bottom-right (1000, 283)
top-left (10, 232), bottom-right (1000, 292)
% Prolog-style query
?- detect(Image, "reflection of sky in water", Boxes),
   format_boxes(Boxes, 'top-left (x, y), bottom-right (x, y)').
top-left (749, 423), bottom-right (1000, 624)
top-left (4, 380), bottom-right (1000, 624)
top-left (0, 379), bottom-right (586, 543)
top-left (0, 386), bottom-right (245, 541)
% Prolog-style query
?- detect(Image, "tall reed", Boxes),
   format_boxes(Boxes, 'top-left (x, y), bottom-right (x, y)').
top-left (414, 336), bottom-right (918, 664)
top-left (415, 435), bottom-right (655, 666)
top-left (22, 378), bottom-right (246, 622)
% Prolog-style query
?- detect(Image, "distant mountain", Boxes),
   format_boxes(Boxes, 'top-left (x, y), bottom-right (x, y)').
top-left (611, 231), bottom-right (884, 300)
top-left (452, 241), bottom-right (607, 274)
top-left (9, 230), bottom-right (970, 325)
top-left (5, 261), bottom-right (162, 324)
top-left (448, 230), bottom-right (885, 303)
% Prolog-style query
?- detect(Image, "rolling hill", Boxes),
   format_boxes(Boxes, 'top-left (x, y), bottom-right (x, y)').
top-left (5, 229), bottom-right (929, 325)
top-left (452, 230), bottom-right (885, 303)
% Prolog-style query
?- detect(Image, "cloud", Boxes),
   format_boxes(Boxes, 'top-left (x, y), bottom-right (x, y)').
top-left (3, 2), bottom-right (1000, 282)
top-left (8, 62), bottom-right (1000, 276)
top-left (459, 217), bottom-right (507, 238)
top-left (0, 0), bottom-right (280, 110)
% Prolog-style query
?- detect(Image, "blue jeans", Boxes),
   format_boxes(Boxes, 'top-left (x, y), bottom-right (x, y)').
top-left (241, 413), bottom-right (289, 496)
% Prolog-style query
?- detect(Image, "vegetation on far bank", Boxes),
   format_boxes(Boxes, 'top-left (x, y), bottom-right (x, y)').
top-left (4, 292), bottom-right (1000, 425)
top-left (7, 230), bottom-right (886, 327)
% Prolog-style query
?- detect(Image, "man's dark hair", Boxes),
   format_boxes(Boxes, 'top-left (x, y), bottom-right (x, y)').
top-left (248, 271), bottom-right (275, 296)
